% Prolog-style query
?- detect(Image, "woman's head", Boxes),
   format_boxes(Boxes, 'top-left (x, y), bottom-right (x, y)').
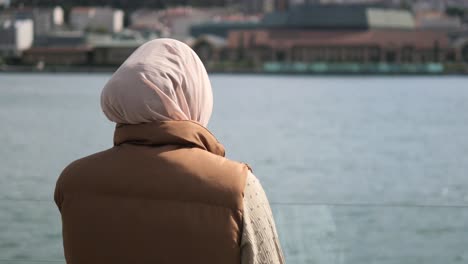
top-left (101, 38), bottom-right (213, 127)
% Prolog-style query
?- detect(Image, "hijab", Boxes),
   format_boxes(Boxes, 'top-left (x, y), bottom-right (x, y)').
top-left (100, 38), bottom-right (213, 127)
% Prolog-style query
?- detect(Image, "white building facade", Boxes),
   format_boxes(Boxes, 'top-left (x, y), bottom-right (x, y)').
top-left (0, 19), bottom-right (33, 56)
top-left (0, 0), bottom-right (10, 8)
top-left (14, 6), bottom-right (64, 36)
top-left (70, 7), bottom-right (124, 33)
top-left (33, 7), bottom-right (64, 35)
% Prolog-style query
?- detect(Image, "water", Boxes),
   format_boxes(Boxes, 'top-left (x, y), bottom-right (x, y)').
top-left (1, 73), bottom-right (468, 264)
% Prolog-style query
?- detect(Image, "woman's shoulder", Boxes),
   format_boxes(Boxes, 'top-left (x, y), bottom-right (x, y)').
top-left (195, 149), bottom-right (252, 176)
top-left (57, 148), bottom-right (115, 183)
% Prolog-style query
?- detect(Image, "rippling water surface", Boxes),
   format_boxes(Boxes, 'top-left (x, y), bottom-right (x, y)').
top-left (1, 73), bottom-right (468, 264)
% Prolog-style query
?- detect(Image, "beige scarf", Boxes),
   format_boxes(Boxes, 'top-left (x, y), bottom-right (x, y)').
top-left (100, 38), bottom-right (213, 127)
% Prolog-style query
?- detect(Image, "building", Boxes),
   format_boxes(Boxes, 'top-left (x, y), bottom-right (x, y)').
top-left (242, 0), bottom-right (274, 14)
top-left (0, 0), bottom-right (10, 8)
top-left (22, 46), bottom-right (92, 65)
top-left (261, 4), bottom-right (415, 30)
top-left (309, 0), bottom-right (385, 3)
top-left (274, 0), bottom-right (289, 11)
top-left (242, 0), bottom-right (289, 12)
top-left (225, 29), bottom-right (455, 64)
top-left (0, 19), bottom-right (33, 57)
top-left (190, 4), bottom-right (434, 70)
top-left (191, 21), bottom-right (258, 38)
top-left (130, 7), bottom-right (234, 40)
top-left (450, 29), bottom-right (468, 62)
top-left (22, 29), bottom-right (155, 66)
top-left (163, 7), bottom-right (212, 40)
top-left (191, 34), bottom-right (227, 65)
top-left (129, 9), bottom-right (168, 36)
top-left (92, 43), bottom-right (140, 65)
top-left (412, 0), bottom-right (447, 12)
top-left (14, 6), bottom-right (64, 36)
top-left (366, 8), bottom-right (415, 29)
top-left (191, 4), bottom-right (415, 39)
top-left (33, 30), bottom-right (86, 47)
top-left (70, 7), bottom-right (124, 33)
top-left (189, 26), bottom-right (468, 73)
top-left (415, 11), bottom-right (462, 30)
top-left (88, 30), bottom-right (151, 65)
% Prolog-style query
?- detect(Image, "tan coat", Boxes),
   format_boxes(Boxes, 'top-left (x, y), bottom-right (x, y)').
top-left (54, 121), bottom-right (249, 264)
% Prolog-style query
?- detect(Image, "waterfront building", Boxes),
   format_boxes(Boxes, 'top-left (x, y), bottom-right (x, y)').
top-left (415, 11), bottom-right (462, 30)
top-left (188, 4), bottom-right (468, 71)
top-left (225, 29), bottom-right (455, 64)
top-left (130, 7), bottom-right (233, 40)
top-left (0, 19), bottom-right (33, 57)
top-left (164, 7), bottom-right (212, 40)
top-left (21, 43), bottom-right (138, 66)
top-left (88, 30), bottom-right (148, 65)
top-left (410, 0), bottom-right (468, 13)
top-left (412, 0), bottom-right (447, 12)
top-left (191, 21), bottom-right (258, 38)
top-left (70, 7), bottom-right (124, 33)
top-left (21, 29), bottom-right (153, 66)
top-left (92, 43), bottom-right (140, 65)
top-left (191, 34), bottom-right (227, 65)
top-left (22, 46), bottom-right (92, 65)
top-left (365, 8), bottom-right (415, 29)
top-left (191, 4), bottom-right (415, 39)
top-left (452, 31), bottom-right (468, 63)
top-left (189, 26), bottom-right (468, 73)
top-left (242, 0), bottom-right (274, 13)
top-left (33, 30), bottom-right (86, 47)
top-left (40, 6), bottom-right (63, 34)
top-left (14, 6), bottom-right (64, 36)
top-left (261, 4), bottom-right (415, 30)
top-left (0, 0), bottom-right (9, 8)
top-left (274, 0), bottom-right (289, 11)
top-left (129, 9), bottom-right (168, 37)
top-left (294, 0), bottom-right (385, 3)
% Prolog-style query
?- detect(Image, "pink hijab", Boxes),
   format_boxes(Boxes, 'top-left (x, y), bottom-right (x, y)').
top-left (100, 38), bottom-right (213, 127)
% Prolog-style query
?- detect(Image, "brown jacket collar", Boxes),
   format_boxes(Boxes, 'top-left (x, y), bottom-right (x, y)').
top-left (114, 121), bottom-right (226, 157)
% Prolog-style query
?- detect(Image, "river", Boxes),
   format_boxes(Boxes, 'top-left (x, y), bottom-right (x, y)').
top-left (1, 73), bottom-right (468, 264)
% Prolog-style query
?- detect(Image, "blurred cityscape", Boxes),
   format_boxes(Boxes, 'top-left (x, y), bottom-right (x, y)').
top-left (1, 0), bottom-right (468, 74)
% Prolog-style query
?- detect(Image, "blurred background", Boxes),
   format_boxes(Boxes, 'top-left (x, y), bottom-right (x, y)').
top-left (1, 0), bottom-right (468, 264)
top-left (0, 0), bottom-right (468, 73)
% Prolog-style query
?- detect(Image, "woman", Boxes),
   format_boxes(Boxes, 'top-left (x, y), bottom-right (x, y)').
top-left (54, 38), bottom-right (285, 264)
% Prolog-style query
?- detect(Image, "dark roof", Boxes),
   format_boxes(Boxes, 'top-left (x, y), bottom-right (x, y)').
top-left (190, 4), bottom-right (413, 38)
top-left (190, 22), bottom-right (258, 38)
top-left (261, 11), bottom-right (288, 27)
top-left (262, 4), bottom-right (378, 29)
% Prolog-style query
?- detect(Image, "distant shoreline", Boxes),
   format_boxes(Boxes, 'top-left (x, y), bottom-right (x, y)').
top-left (1, 64), bottom-right (467, 76)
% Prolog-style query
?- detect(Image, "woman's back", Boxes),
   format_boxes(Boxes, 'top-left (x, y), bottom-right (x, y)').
top-left (55, 121), bottom-right (249, 263)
